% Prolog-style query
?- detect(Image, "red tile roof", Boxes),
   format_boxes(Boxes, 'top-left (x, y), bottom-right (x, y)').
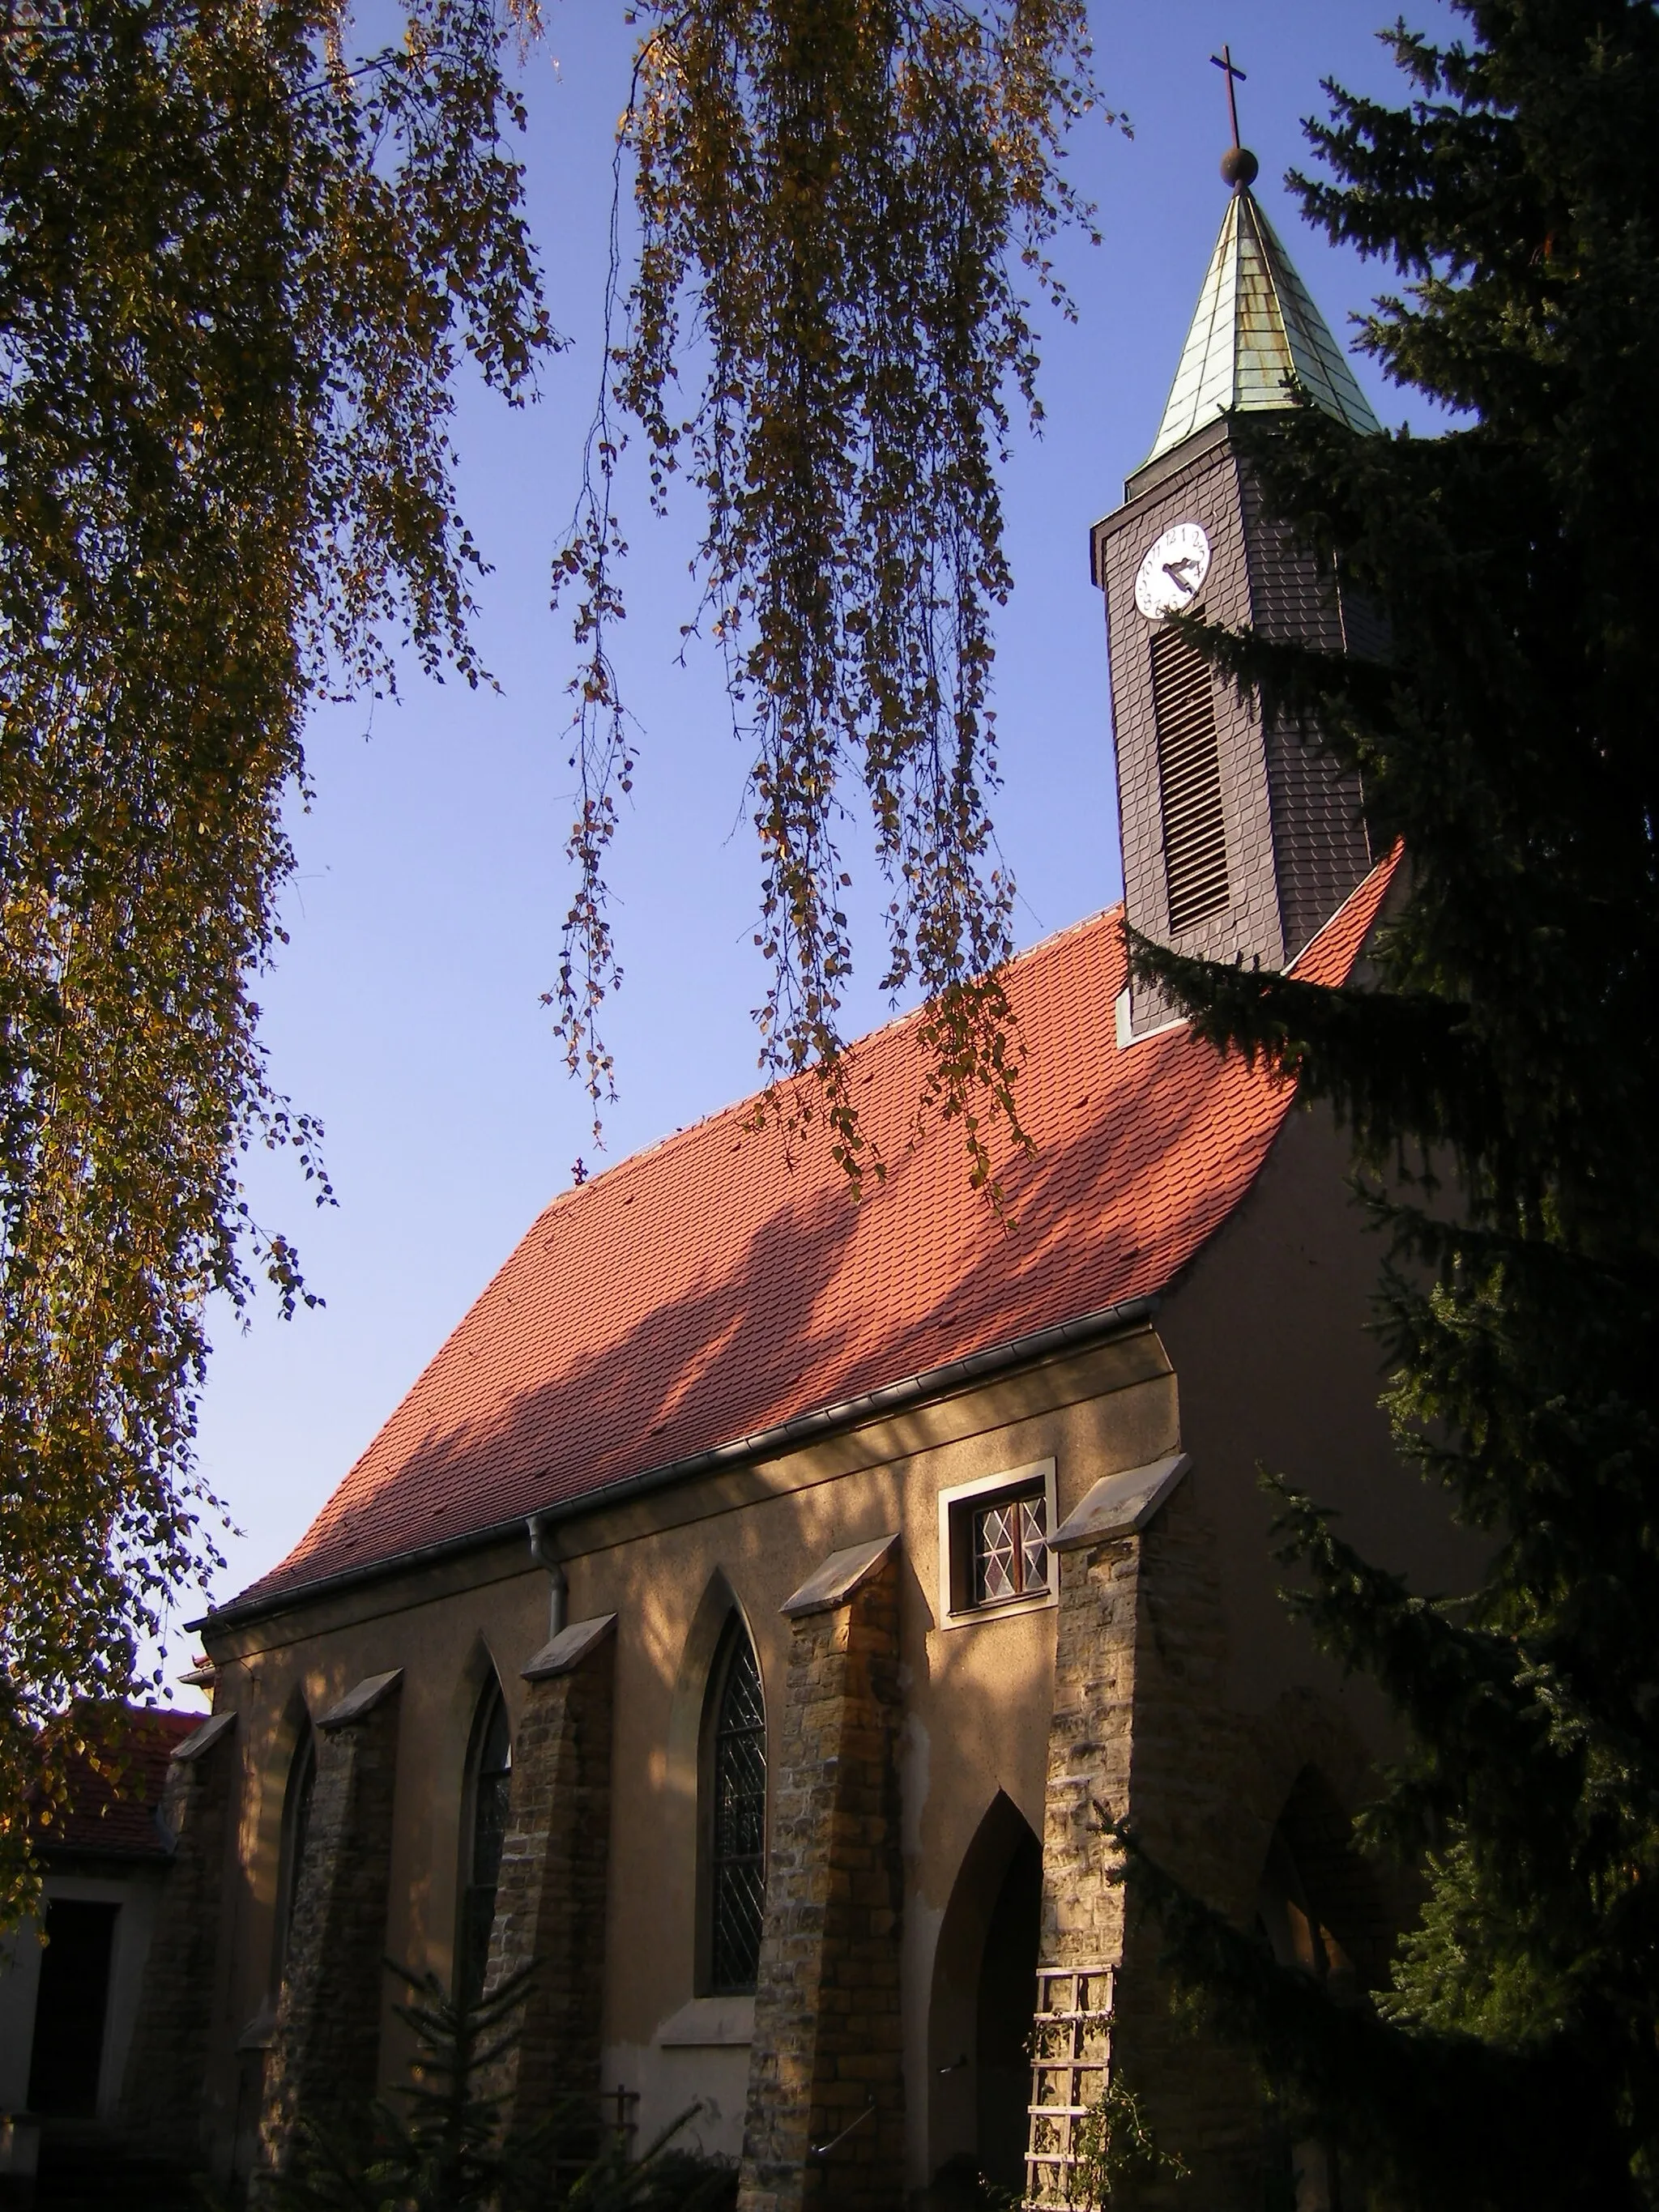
top-left (29, 1705), bottom-right (202, 1859)
top-left (233, 858), bottom-right (1397, 1612)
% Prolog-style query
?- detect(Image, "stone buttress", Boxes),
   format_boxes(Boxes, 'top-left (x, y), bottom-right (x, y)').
top-left (251, 1669), bottom-right (403, 2200)
top-left (1031, 1457), bottom-right (1264, 2210)
top-left (739, 1536), bottom-right (906, 2212)
top-left (480, 1612), bottom-right (617, 2136)
top-left (120, 1710), bottom-right (239, 2158)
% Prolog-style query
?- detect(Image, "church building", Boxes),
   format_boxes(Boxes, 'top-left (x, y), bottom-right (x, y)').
top-left (121, 154), bottom-right (1465, 2211)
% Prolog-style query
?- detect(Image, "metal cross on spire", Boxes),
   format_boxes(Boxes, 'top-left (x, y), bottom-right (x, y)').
top-left (1211, 44), bottom-right (1247, 149)
top-left (1210, 45), bottom-right (1258, 190)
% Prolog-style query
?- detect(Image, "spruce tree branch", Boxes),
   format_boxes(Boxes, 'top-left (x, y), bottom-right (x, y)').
top-left (1125, 930), bottom-right (1510, 1181)
top-left (1100, 1809), bottom-right (1632, 2212)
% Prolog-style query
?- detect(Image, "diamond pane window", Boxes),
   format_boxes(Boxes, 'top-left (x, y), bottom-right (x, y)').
top-left (460, 1686), bottom-right (512, 2004)
top-left (972, 1489), bottom-right (1048, 1607)
top-left (709, 1630), bottom-right (767, 1994)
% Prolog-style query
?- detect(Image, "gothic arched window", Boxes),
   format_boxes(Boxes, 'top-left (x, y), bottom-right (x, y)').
top-left (702, 1620), bottom-right (767, 1995)
top-left (459, 1682), bottom-right (513, 2003)
top-left (271, 1723), bottom-right (316, 1984)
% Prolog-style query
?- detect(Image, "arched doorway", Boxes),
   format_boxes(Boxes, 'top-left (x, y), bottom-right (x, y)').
top-left (976, 1826), bottom-right (1043, 2189)
top-left (1256, 1767), bottom-right (1388, 2212)
top-left (1256, 1765), bottom-right (1385, 1999)
top-left (928, 1795), bottom-right (1043, 2204)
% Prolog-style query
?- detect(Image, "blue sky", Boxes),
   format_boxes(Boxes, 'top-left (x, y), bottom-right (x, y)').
top-left (170, 0), bottom-right (1454, 1678)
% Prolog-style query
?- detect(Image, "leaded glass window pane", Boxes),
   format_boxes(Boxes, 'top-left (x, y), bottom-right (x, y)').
top-left (975, 1502), bottom-right (1017, 1603)
top-left (274, 1730), bottom-right (316, 1979)
top-left (972, 1490), bottom-right (1048, 1607)
top-left (710, 1632), bottom-right (766, 1994)
top-left (1020, 1496), bottom-right (1048, 1591)
top-left (461, 1688), bottom-right (513, 2004)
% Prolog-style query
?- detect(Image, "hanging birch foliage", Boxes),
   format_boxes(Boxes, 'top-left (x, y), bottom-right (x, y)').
top-left (0, 0), bottom-right (552, 1917)
top-left (0, 0), bottom-right (1101, 1922)
top-left (553, 0), bottom-right (1102, 1191)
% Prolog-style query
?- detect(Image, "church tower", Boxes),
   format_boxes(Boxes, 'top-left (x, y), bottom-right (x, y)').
top-left (1093, 129), bottom-right (1383, 1038)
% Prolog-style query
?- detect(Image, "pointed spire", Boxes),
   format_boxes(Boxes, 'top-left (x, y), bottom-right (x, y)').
top-left (1144, 184), bottom-right (1381, 468)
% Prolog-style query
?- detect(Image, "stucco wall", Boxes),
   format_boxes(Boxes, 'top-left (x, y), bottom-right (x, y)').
top-left (1158, 1101), bottom-right (1480, 1737)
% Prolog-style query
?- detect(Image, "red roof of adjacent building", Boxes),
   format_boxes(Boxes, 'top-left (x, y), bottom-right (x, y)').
top-left (28, 1705), bottom-right (201, 1859)
top-left (232, 857), bottom-right (1396, 1613)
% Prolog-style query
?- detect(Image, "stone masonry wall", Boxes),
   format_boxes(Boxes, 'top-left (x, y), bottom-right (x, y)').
top-left (251, 1674), bottom-right (403, 2201)
top-left (1036, 1475), bottom-right (1265, 2211)
top-left (120, 1711), bottom-right (238, 2158)
top-left (1108, 1477), bottom-right (1265, 2209)
top-left (1038, 1520), bottom-right (1141, 1981)
top-left (739, 1549), bottom-right (905, 2212)
top-left (481, 1620), bottom-right (616, 2137)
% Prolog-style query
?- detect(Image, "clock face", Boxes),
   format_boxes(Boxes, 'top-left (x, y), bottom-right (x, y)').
top-left (1134, 521), bottom-right (1212, 620)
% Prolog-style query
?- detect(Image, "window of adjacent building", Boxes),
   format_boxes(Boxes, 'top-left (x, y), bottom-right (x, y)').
top-left (459, 1681), bottom-right (513, 2005)
top-left (1150, 620), bottom-right (1230, 932)
top-left (271, 1723), bottom-right (316, 1985)
top-left (701, 1619), bottom-right (766, 1997)
top-left (28, 1897), bottom-right (117, 2117)
top-left (937, 1460), bottom-right (1060, 1629)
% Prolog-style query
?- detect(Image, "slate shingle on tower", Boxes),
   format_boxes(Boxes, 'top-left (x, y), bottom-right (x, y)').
top-left (1093, 170), bottom-right (1384, 1038)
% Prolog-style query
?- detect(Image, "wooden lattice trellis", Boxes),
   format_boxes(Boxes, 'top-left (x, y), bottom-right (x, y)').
top-left (1024, 1963), bottom-right (1116, 2210)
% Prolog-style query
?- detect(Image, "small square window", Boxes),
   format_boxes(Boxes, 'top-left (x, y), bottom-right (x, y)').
top-left (937, 1460), bottom-right (1059, 1628)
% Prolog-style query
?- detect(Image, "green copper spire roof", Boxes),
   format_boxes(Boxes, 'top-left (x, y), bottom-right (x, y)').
top-left (1145, 186), bottom-right (1381, 467)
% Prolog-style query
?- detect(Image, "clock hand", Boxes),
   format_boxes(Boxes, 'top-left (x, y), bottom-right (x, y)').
top-left (1162, 559), bottom-right (1198, 595)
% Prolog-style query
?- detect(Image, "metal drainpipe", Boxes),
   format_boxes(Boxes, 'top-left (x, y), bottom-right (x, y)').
top-left (527, 1513), bottom-right (568, 1640)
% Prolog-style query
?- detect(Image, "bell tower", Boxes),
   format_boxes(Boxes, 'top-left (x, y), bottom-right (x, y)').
top-left (1094, 97), bottom-right (1382, 1039)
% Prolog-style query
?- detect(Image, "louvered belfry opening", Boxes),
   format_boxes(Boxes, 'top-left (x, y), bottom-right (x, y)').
top-left (1150, 620), bottom-right (1230, 932)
